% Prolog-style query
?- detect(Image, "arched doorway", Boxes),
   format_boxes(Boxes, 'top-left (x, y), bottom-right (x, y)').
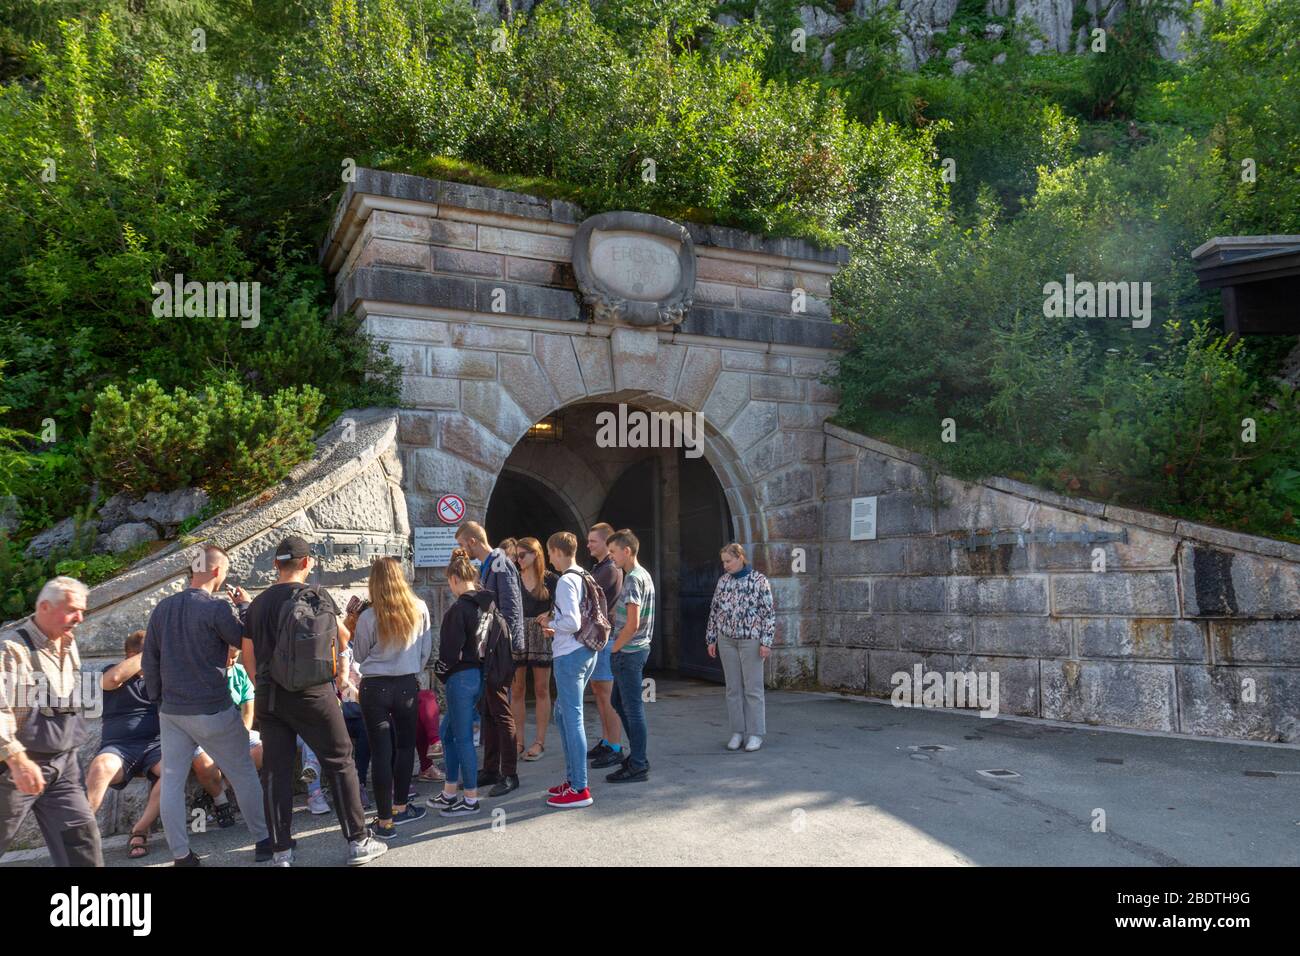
top-left (484, 470), bottom-right (584, 550)
top-left (481, 400), bottom-right (738, 680)
top-left (600, 451), bottom-right (731, 681)
top-left (676, 455), bottom-right (731, 681)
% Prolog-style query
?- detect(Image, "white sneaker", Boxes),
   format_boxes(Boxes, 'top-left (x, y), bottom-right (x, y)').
top-left (726, 733), bottom-right (744, 751)
top-left (307, 790), bottom-right (330, 815)
top-left (347, 834), bottom-right (388, 866)
top-left (270, 849), bottom-right (293, 867)
top-left (744, 735), bottom-right (763, 752)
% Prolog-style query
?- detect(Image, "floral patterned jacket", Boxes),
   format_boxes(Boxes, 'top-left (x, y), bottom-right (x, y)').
top-left (705, 567), bottom-right (776, 647)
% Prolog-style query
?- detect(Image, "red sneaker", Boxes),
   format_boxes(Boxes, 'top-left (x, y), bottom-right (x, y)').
top-left (547, 786), bottom-right (593, 809)
top-left (546, 781), bottom-right (570, 796)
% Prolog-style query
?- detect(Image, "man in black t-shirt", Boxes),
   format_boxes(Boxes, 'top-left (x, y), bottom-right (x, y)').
top-left (84, 629), bottom-right (162, 858)
top-left (240, 536), bottom-right (386, 867)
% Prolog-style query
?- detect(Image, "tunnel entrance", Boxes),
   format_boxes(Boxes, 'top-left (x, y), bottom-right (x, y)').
top-left (485, 401), bottom-right (733, 681)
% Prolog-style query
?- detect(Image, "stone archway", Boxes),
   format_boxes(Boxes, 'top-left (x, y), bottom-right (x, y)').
top-left (385, 312), bottom-right (837, 685)
top-left (394, 326), bottom-right (830, 681)
top-left (325, 170), bottom-right (844, 685)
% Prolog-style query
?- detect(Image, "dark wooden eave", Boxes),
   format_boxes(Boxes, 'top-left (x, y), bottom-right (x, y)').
top-left (1192, 236), bottom-right (1300, 335)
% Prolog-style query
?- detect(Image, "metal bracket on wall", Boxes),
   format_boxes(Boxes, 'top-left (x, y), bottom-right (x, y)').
top-left (315, 532), bottom-right (413, 562)
top-left (951, 527), bottom-right (1128, 552)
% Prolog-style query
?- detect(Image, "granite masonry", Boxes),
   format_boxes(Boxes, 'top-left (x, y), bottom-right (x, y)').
top-left (819, 425), bottom-right (1300, 742)
top-left (322, 168), bottom-right (847, 686)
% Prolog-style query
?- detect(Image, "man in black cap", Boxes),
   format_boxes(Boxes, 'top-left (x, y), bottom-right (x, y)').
top-left (240, 535), bottom-right (386, 867)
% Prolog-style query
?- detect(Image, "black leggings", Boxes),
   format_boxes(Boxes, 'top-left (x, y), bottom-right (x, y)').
top-left (359, 675), bottom-right (419, 820)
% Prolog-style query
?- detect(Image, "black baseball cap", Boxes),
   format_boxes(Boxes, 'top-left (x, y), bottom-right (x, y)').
top-left (274, 535), bottom-right (312, 562)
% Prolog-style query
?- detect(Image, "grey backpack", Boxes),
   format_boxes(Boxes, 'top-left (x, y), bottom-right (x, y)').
top-left (270, 585), bottom-right (340, 691)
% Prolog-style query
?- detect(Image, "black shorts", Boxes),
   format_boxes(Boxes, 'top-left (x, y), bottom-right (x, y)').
top-left (96, 738), bottom-right (162, 790)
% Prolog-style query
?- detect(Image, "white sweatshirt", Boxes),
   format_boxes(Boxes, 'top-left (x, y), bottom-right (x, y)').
top-left (549, 570), bottom-right (584, 659)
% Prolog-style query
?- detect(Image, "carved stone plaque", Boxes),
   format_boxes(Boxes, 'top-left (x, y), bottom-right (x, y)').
top-left (572, 211), bottom-right (695, 327)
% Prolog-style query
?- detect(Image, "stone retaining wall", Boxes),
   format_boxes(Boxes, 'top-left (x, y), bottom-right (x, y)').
top-left (817, 423), bottom-right (1300, 742)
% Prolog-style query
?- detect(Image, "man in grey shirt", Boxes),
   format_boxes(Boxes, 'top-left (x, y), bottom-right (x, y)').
top-left (142, 544), bottom-right (270, 866)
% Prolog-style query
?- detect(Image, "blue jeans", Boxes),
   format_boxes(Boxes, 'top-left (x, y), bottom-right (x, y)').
top-left (342, 701), bottom-right (370, 786)
top-left (610, 647), bottom-right (650, 770)
top-left (552, 646), bottom-right (597, 791)
top-left (441, 668), bottom-right (483, 790)
top-left (299, 738), bottom-right (321, 796)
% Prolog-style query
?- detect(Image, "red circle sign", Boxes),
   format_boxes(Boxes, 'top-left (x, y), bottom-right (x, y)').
top-left (436, 494), bottom-right (465, 524)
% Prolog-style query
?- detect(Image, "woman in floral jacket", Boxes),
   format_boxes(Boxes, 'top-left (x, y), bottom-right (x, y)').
top-left (705, 543), bottom-right (775, 752)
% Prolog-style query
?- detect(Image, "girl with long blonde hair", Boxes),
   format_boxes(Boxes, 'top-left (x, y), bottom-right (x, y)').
top-left (343, 556), bottom-right (433, 836)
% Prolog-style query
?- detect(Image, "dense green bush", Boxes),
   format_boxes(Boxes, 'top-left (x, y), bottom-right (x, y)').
top-left (906, 75), bottom-right (1080, 216)
top-left (86, 378), bottom-right (323, 500)
top-left (1082, 0), bottom-right (1187, 119)
top-left (1070, 324), bottom-right (1300, 532)
top-left (833, 134), bottom-right (1300, 540)
top-left (0, 11), bottom-right (398, 440)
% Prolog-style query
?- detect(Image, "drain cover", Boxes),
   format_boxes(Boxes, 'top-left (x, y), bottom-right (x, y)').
top-left (909, 744), bottom-right (954, 753)
top-left (978, 769), bottom-right (1021, 779)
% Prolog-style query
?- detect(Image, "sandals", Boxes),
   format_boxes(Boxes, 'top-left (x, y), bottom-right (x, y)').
top-left (128, 831), bottom-right (149, 859)
top-left (523, 742), bottom-right (545, 762)
top-left (418, 765), bottom-right (445, 782)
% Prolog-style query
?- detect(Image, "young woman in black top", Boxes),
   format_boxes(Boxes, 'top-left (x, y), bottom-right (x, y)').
top-left (511, 537), bottom-right (557, 761)
top-left (425, 549), bottom-right (495, 817)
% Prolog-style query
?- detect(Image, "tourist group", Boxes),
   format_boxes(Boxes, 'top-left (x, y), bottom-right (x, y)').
top-left (0, 522), bottom-right (776, 866)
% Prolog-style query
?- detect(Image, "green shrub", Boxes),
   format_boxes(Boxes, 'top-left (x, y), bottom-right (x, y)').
top-left (0, 503), bottom-right (98, 620)
top-left (1082, 0), bottom-right (1186, 119)
top-left (906, 75), bottom-right (1080, 216)
top-left (86, 378), bottom-right (323, 500)
top-left (0, 534), bottom-right (55, 620)
top-left (833, 132), bottom-right (1300, 541)
top-left (1063, 323), bottom-right (1300, 536)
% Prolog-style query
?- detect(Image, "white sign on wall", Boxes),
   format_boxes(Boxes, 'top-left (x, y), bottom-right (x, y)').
top-left (413, 526), bottom-right (458, 568)
top-left (850, 496), bottom-right (878, 541)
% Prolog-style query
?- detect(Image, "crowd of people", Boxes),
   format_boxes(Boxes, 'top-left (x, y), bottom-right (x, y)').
top-left (0, 519), bottom-right (777, 867)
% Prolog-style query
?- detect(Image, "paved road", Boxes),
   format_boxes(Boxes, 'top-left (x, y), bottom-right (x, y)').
top-left (7, 678), bottom-right (1299, 867)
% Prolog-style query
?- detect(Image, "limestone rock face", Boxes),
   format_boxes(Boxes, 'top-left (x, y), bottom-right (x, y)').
top-left (127, 487), bottom-right (209, 534)
top-left (24, 516), bottom-right (79, 558)
top-left (0, 496), bottom-right (18, 535)
top-left (725, 0), bottom-right (1198, 70)
top-left (1015, 0), bottom-right (1075, 52)
top-left (100, 522), bottom-right (159, 555)
top-left (96, 493), bottom-right (137, 533)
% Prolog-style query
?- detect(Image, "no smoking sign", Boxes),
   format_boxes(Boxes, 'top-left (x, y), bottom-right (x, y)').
top-left (436, 494), bottom-right (465, 525)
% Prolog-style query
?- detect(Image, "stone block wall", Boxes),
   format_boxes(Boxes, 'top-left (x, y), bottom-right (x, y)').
top-left (321, 170), bottom-right (846, 679)
top-left (819, 424), bottom-right (1300, 742)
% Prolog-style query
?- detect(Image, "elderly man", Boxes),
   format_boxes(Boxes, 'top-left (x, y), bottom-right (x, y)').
top-left (0, 576), bottom-right (104, 867)
top-left (143, 544), bottom-right (270, 866)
